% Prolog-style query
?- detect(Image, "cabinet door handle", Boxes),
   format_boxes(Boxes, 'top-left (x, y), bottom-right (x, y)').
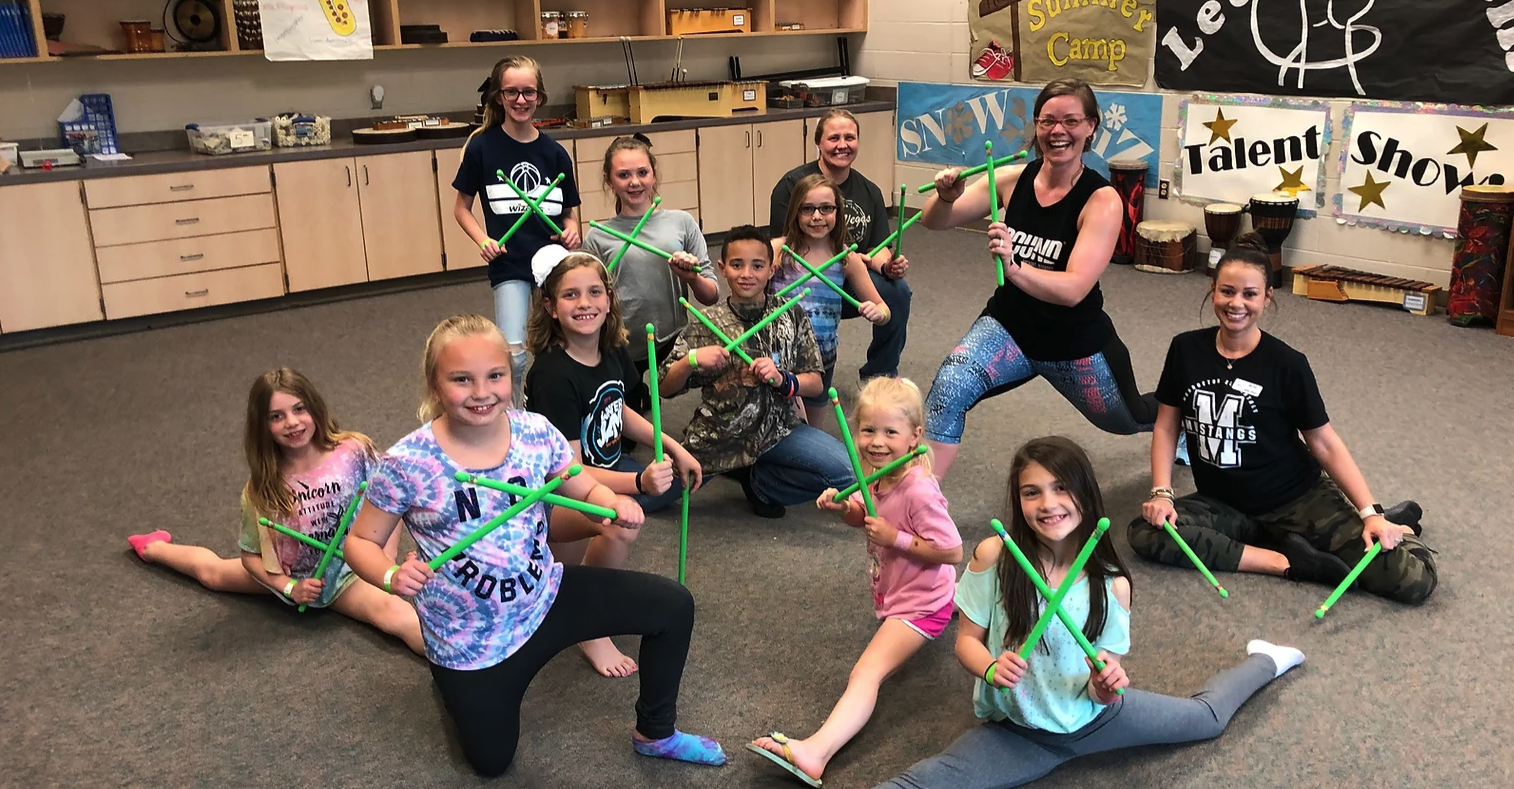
top-left (346, 166), bottom-right (352, 187)
top-left (175, 217), bottom-right (201, 225)
top-left (185, 289), bottom-right (210, 298)
top-left (363, 165), bottom-right (370, 186)
top-left (757, 129), bottom-right (763, 147)
top-left (179, 252), bottom-right (205, 261)
top-left (169, 184), bottom-right (195, 192)
top-left (746, 131), bottom-right (751, 149)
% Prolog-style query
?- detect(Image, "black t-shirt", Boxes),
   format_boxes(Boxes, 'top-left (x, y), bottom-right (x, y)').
top-left (452, 127), bottom-right (580, 287)
top-left (523, 345), bottom-right (637, 470)
top-left (769, 161), bottom-right (890, 255)
top-left (984, 159), bottom-right (1115, 361)
top-left (1156, 328), bottom-right (1330, 515)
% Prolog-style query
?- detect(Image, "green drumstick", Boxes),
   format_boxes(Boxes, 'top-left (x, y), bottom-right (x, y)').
top-left (864, 211), bottom-right (924, 259)
top-left (429, 467), bottom-right (576, 571)
top-left (780, 245), bottom-right (864, 310)
top-left (589, 220), bottom-right (673, 261)
top-left (678, 479), bottom-right (690, 585)
top-left (1315, 541), bottom-right (1382, 618)
top-left (498, 170), bottom-right (566, 237)
top-left (832, 445), bottom-right (928, 502)
top-left (648, 324), bottom-right (664, 463)
top-left (1019, 517), bottom-right (1111, 659)
top-left (453, 472), bottom-right (618, 521)
top-left (772, 245), bottom-right (855, 300)
top-left (1163, 520), bottom-right (1229, 598)
top-left (298, 480), bottom-right (367, 612)
top-left (986, 141), bottom-right (1006, 287)
top-left (494, 172), bottom-right (566, 246)
top-left (916, 149), bottom-right (1028, 193)
top-left (679, 298), bottom-right (757, 366)
top-left (608, 197), bottom-right (662, 272)
top-left (896, 185), bottom-right (907, 256)
top-left (830, 387), bottom-right (876, 517)
top-left (258, 518), bottom-right (345, 560)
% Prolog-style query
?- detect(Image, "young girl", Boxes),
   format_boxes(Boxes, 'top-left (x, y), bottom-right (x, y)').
top-left (452, 55), bottom-right (583, 391)
top-left (771, 173), bottom-right (890, 406)
top-left (749, 377), bottom-right (961, 786)
top-left (581, 134), bottom-right (719, 418)
top-left (344, 315), bottom-right (724, 777)
top-left (126, 368), bottom-right (422, 654)
top-left (522, 249), bottom-right (704, 678)
top-left (875, 436), bottom-right (1304, 789)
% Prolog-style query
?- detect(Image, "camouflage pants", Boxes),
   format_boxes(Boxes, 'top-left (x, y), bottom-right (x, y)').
top-left (1126, 475), bottom-right (1437, 604)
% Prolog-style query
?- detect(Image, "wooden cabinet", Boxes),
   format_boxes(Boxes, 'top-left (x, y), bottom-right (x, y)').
top-left (752, 120), bottom-right (806, 227)
top-left (357, 151), bottom-right (444, 281)
top-left (84, 166), bottom-right (270, 209)
top-left (575, 129), bottom-right (700, 225)
top-left (435, 146), bottom-right (489, 271)
top-left (855, 111), bottom-right (897, 206)
top-left (0, 181), bottom-right (103, 332)
top-left (275, 158), bottom-right (369, 292)
top-left (698, 120), bottom-right (805, 232)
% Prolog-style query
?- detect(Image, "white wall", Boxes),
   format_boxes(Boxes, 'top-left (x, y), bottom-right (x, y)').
top-left (855, 0), bottom-right (1457, 289)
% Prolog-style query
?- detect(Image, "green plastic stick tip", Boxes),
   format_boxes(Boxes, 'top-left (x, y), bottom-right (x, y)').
top-left (1315, 607), bottom-right (1327, 618)
top-left (827, 386), bottom-right (840, 403)
top-left (645, 322), bottom-right (655, 334)
top-left (1094, 517), bottom-right (1111, 534)
top-left (985, 140), bottom-right (993, 153)
top-left (496, 169), bottom-right (505, 179)
top-left (453, 471), bottom-right (472, 482)
top-left (989, 519), bottom-right (1009, 538)
top-left (257, 517), bottom-right (271, 526)
top-left (566, 464), bottom-right (583, 477)
top-left (1219, 588), bottom-right (1231, 598)
top-left (652, 195), bottom-right (662, 205)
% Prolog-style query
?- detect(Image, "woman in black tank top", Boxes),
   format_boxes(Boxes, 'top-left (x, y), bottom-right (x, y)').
top-left (916, 79), bottom-right (1165, 479)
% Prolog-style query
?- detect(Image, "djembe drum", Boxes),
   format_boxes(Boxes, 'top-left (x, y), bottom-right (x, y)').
top-left (1448, 184), bottom-right (1514, 326)
top-left (1108, 159), bottom-right (1148, 266)
top-left (1134, 220), bottom-right (1197, 274)
top-left (1203, 203), bottom-right (1243, 276)
top-left (1247, 192), bottom-right (1299, 287)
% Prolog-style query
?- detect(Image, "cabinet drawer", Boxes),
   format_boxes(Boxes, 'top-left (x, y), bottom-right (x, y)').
top-left (659, 180), bottom-right (700, 212)
top-left (90, 194), bottom-right (277, 247)
top-left (102, 263), bottom-right (285, 320)
top-left (85, 166), bottom-right (271, 209)
top-left (575, 151), bottom-right (697, 193)
top-left (574, 129), bottom-right (698, 169)
top-left (96, 229), bottom-right (282, 284)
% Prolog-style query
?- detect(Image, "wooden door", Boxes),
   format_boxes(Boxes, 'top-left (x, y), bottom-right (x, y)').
top-left (803, 118), bottom-right (819, 164)
top-left (274, 158), bottom-right (369, 292)
top-left (752, 119), bottom-right (807, 228)
top-left (358, 151), bottom-right (444, 281)
top-left (436, 147), bottom-right (489, 271)
top-left (697, 124), bottom-right (755, 233)
top-left (0, 181), bottom-right (103, 332)
top-left (856, 111), bottom-right (897, 207)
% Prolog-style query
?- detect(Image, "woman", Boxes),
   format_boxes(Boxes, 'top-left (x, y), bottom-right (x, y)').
top-left (769, 108), bottom-right (912, 382)
top-left (1127, 233), bottom-right (1437, 602)
top-left (919, 78), bottom-right (1160, 479)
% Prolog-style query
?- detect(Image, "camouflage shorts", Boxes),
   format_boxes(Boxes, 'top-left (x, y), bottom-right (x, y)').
top-left (1127, 475), bottom-right (1437, 604)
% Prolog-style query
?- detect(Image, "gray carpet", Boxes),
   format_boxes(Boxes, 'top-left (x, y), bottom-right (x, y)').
top-left (3, 225), bottom-right (1512, 789)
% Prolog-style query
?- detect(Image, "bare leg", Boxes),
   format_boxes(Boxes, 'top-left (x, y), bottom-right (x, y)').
top-left (752, 618), bottom-right (928, 781)
top-left (1238, 545), bottom-right (1289, 576)
top-left (328, 578), bottom-right (425, 655)
top-left (139, 541), bottom-right (266, 594)
top-left (547, 508), bottom-right (640, 678)
top-left (927, 440), bottom-right (960, 481)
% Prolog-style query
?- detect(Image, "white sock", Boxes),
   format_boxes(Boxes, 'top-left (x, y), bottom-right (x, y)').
top-left (1247, 639), bottom-right (1305, 678)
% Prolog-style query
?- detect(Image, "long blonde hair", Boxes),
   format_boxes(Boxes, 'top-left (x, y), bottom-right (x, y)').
top-left (467, 55), bottom-right (548, 146)
top-left (242, 368), bottom-right (375, 519)
top-left (853, 376), bottom-right (933, 476)
top-left (526, 252), bottom-right (629, 356)
top-left (418, 315), bottom-right (512, 422)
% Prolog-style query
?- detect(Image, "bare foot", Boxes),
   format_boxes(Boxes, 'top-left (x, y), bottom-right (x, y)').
top-left (751, 734), bottom-right (826, 782)
top-left (579, 638), bottom-right (638, 678)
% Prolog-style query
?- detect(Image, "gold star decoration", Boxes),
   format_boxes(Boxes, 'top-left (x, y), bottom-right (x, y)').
top-left (1447, 123), bottom-right (1497, 169)
top-left (1274, 166), bottom-right (1311, 196)
top-left (1347, 171), bottom-right (1390, 211)
top-left (1203, 108), bottom-right (1238, 145)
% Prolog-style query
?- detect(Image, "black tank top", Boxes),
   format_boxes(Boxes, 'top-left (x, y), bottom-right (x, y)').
top-left (983, 158), bottom-right (1115, 361)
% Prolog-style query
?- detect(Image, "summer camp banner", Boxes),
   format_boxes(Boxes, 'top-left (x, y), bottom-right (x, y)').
top-left (896, 82), bottom-right (1162, 187)
top-left (970, 0), bottom-right (1156, 86)
top-left (258, 0), bottom-right (373, 61)
top-left (1175, 95), bottom-right (1331, 214)
top-left (1154, 0), bottom-right (1514, 105)
top-left (1336, 102), bottom-right (1514, 237)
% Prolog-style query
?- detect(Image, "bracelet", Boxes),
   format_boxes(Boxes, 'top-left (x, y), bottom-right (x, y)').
top-left (283, 578), bottom-right (297, 597)
top-left (383, 565), bottom-right (399, 594)
top-left (634, 469), bottom-right (646, 494)
top-left (687, 348), bottom-right (698, 368)
top-left (894, 530), bottom-right (913, 551)
top-left (984, 663), bottom-right (997, 684)
top-left (1149, 486), bottom-right (1174, 501)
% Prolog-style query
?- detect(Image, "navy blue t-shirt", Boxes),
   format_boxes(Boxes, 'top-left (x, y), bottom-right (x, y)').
top-left (452, 127), bottom-right (580, 286)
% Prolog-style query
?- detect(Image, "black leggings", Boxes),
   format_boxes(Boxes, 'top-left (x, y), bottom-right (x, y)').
top-left (429, 564), bottom-right (695, 776)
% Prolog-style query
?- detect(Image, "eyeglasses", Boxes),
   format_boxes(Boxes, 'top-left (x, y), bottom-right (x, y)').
top-left (501, 88), bottom-right (540, 101)
top-left (799, 204), bottom-right (838, 217)
top-left (1034, 116), bottom-right (1090, 130)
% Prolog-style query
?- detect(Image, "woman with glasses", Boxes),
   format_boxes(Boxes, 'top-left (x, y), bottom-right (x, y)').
top-left (918, 78), bottom-right (1163, 479)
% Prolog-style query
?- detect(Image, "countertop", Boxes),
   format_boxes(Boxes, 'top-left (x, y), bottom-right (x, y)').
top-left (1, 100), bottom-right (896, 187)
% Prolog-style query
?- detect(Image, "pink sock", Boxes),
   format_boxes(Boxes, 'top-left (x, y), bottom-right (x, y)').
top-left (127, 530), bottom-right (172, 560)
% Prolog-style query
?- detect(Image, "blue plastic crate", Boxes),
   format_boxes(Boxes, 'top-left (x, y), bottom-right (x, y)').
top-left (59, 93), bottom-right (119, 156)
top-left (0, 0), bottom-right (39, 59)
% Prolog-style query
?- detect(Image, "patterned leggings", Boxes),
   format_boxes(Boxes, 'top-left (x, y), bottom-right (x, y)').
top-left (925, 316), bottom-right (1157, 444)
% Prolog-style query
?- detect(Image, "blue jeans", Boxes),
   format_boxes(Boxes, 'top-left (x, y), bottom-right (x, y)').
top-left (613, 454), bottom-right (684, 514)
top-left (747, 424), bottom-right (856, 507)
top-left (492, 279), bottom-right (532, 386)
top-left (842, 268), bottom-right (911, 379)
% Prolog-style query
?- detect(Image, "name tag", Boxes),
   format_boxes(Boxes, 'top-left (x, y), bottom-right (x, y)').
top-left (1231, 378), bottom-right (1263, 398)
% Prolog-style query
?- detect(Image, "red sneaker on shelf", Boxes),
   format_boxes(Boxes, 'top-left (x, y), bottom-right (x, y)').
top-left (972, 41), bottom-right (1014, 80)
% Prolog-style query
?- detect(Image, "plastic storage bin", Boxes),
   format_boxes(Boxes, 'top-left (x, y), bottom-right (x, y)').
top-left (59, 93), bottom-right (120, 155)
top-left (778, 76), bottom-right (869, 108)
top-left (186, 119), bottom-right (272, 155)
top-left (271, 113), bottom-right (332, 147)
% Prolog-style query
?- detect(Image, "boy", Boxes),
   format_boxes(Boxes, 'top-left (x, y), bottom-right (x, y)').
top-left (659, 225), bottom-right (854, 517)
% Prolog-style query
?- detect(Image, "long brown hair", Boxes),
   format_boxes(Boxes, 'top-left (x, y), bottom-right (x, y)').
top-left (526, 252), bottom-right (629, 356)
top-left (242, 368), bottom-right (375, 519)
top-left (467, 55), bottom-right (548, 146)
top-left (998, 436), bottom-right (1129, 653)
top-left (777, 174), bottom-right (846, 275)
top-left (1029, 78), bottom-right (1100, 155)
top-left (418, 315), bottom-right (511, 422)
top-left (602, 133), bottom-right (660, 215)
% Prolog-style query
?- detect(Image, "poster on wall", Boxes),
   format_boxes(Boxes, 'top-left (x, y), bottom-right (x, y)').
top-left (1175, 95), bottom-right (1330, 214)
top-left (969, 0), bottom-right (1156, 85)
top-left (1154, 0), bottom-right (1514, 105)
top-left (968, 0), bottom-right (1020, 81)
top-left (258, 0), bottom-right (373, 61)
top-left (1336, 103), bottom-right (1514, 236)
top-left (896, 82), bottom-right (1163, 186)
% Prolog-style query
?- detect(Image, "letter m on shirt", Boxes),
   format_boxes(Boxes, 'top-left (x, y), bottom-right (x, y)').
top-left (1193, 390), bottom-right (1247, 468)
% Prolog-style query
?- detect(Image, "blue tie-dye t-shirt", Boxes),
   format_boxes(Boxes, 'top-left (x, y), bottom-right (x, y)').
top-left (770, 250), bottom-right (842, 369)
top-left (365, 412), bottom-right (573, 670)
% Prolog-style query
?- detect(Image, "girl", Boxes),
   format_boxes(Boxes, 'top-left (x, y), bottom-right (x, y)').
top-left (344, 315), bottom-right (724, 777)
top-left (749, 377), bottom-right (961, 787)
top-left (523, 249), bottom-right (705, 678)
top-left (1128, 233), bottom-right (1437, 602)
top-left (771, 173), bottom-right (890, 408)
top-left (582, 134), bottom-right (719, 419)
top-left (126, 369), bottom-right (422, 654)
top-left (875, 436), bottom-right (1304, 789)
top-left (452, 55), bottom-right (582, 391)
top-left (919, 78), bottom-right (1166, 480)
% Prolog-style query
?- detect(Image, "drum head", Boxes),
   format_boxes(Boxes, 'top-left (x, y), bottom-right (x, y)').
top-left (1205, 202), bottom-right (1242, 215)
top-left (1107, 158), bottom-right (1148, 171)
top-left (1137, 220), bottom-right (1194, 242)
top-left (1251, 191), bottom-right (1299, 206)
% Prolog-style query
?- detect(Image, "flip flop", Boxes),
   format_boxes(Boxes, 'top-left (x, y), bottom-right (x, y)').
top-left (745, 732), bottom-right (822, 787)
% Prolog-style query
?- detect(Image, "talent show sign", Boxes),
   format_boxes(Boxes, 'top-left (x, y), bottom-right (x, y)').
top-left (1336, 103), bottom-right (1514, 236)
top-left (897, 82), bottom-right (1162, 186)
top-left (1155, 0), bottom-right (1514, 106)
top-left (969, 0), bottom-right (1155, 86)
top-left (1175, 96), bottom-right (1331, 214)
top-left (258, 0), bottom-right (373, 61)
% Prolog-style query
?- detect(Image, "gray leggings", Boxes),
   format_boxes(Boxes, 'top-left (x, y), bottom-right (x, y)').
top-left (875, 654), bottom-right (1277, 789)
